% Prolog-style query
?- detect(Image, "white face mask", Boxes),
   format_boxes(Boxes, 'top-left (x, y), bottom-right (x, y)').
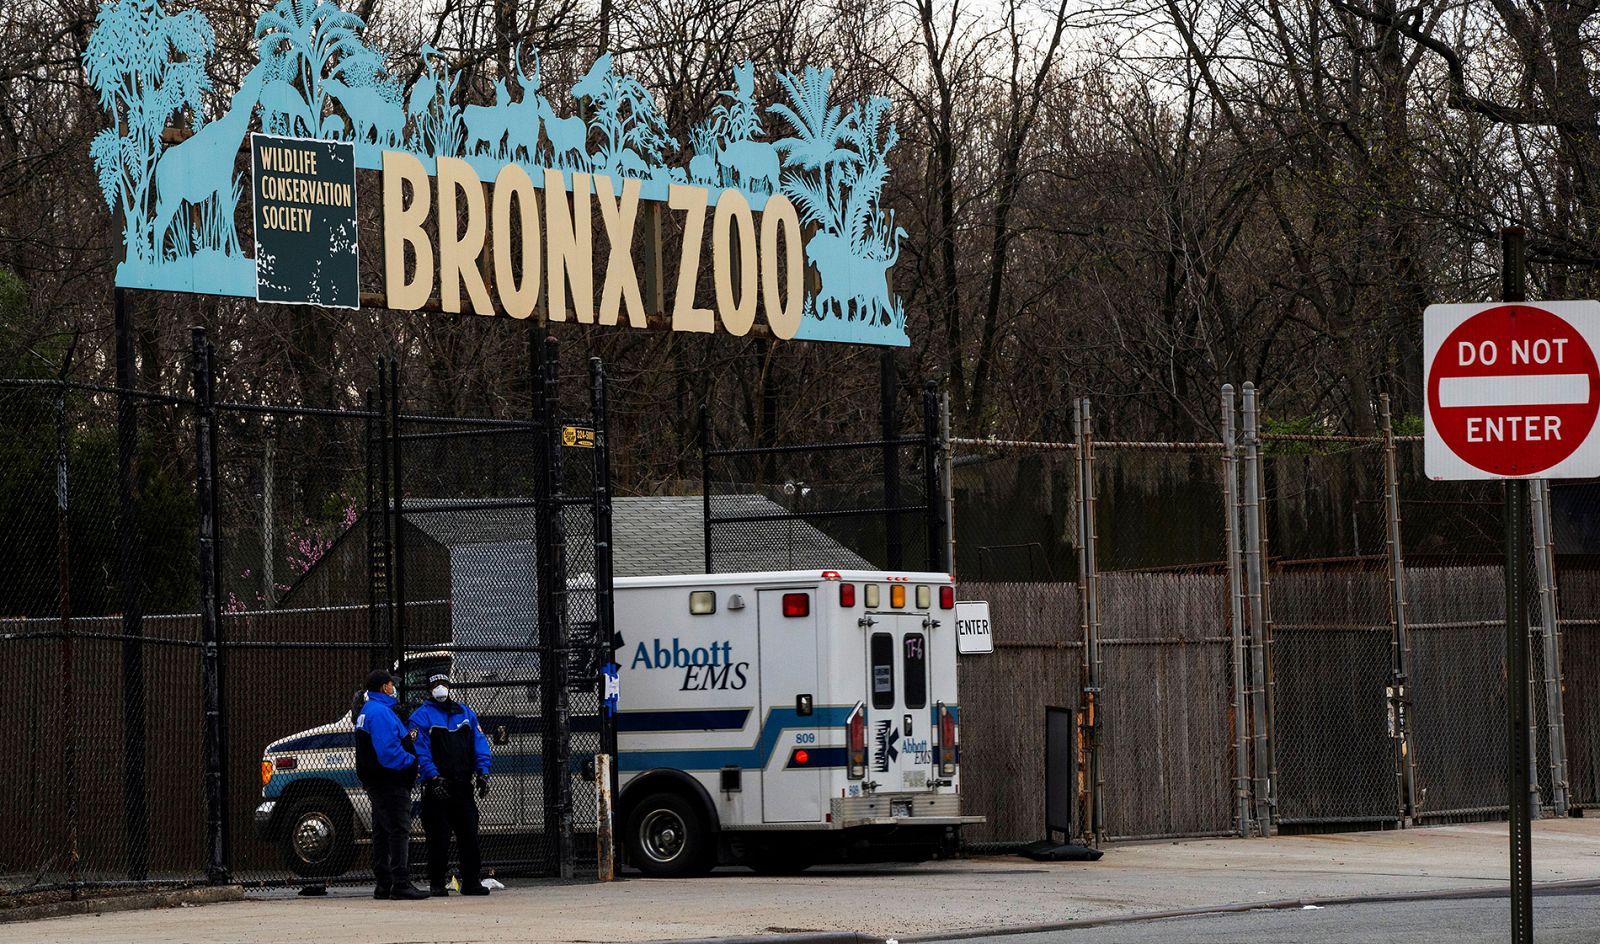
top-left (431, 685), bottom-right (449, 701)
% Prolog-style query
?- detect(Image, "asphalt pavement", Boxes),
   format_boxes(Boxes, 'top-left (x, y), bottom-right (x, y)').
top-left (4, 819), bottom-right (1598, 943)
top-left (922, 886), bottom-right (1600, 944)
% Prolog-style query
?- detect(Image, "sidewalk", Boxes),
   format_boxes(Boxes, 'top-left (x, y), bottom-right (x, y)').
top-left (6, 819), bottom-right (1599, 944)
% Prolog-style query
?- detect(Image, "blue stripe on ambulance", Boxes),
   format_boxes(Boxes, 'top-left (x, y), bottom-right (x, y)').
top-left (617, 706), bottom-right (855, 772)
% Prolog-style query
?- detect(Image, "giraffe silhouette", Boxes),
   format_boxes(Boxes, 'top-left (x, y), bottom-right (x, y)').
top-left (150, 61), bottom-right (267, 255)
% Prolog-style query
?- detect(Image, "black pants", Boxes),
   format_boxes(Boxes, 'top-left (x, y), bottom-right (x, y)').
top-left (366, 781), bottom-right (414, 888)
top-left (422, 777), bottom-right (482, 888)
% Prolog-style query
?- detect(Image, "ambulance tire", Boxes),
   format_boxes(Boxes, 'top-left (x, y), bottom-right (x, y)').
top-left (626, 792), bottom-right (714, 877)
top-left (279, 794), bottom-right (357, 878)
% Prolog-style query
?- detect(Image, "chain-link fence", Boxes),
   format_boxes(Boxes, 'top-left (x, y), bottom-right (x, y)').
top-left (0, 336), bottom-right (615, 900)
top-left (702, 382), bottom-right (945, 574)
top-left (953, 385), bottom-right (1597, 846)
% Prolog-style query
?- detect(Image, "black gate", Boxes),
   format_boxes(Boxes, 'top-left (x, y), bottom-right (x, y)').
top-left (0, 331), bottom-right (615, 895)
top-left (359, 337), bottom-right (616, 882)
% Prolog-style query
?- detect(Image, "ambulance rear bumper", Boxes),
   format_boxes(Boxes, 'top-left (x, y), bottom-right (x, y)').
top-left (828, 793), bottom-right (982, 830)
top-left (837, 815), bottom-right (986, 829)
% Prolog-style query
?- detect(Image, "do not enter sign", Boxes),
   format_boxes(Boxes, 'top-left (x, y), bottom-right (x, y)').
top-left (1425, 301), bottom-right (1600, 479)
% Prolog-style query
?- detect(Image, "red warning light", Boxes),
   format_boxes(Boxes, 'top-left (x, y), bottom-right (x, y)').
top-left (795, 750), bottom-right (810, 765)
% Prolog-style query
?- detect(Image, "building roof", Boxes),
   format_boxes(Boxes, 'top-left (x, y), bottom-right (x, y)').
top-left (402, 495), bottom-right (870, 576)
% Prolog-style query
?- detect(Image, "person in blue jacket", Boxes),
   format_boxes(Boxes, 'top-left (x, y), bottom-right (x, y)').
top-left (408, 671), bottom-right (493, 896)
top-left (354, 669), bottom-right (428, 900)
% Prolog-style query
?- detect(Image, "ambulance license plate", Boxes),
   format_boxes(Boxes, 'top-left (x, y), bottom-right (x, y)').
top-left (891, 799), bottom-right (913, 818)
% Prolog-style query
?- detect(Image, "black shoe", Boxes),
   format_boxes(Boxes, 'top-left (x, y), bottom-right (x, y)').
top-left (390, 883), bottom-right (430, 900)
top-left (373, 886), bottom-right (391, 900)
top-left (430, 884), bottom-right (450, 897)
top-left (459, 883), bottom-right (490, 896)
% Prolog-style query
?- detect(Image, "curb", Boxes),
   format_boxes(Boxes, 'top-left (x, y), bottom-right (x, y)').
top-left (893, 877), bottom-right (1600, 942)
top-left (641, 878), bottom-right (1600, 944)
top-left (639, 934), bottom-right (879, 944)
top-left (0, 884), bottom-right (244, 924)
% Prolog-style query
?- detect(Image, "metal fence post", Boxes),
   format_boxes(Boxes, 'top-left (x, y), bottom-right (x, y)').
top-left (700, 405), bottom-right (712, 574)
top-left (941, 389), bottom-right (956, 575)
top-left (535, 334), bottom-right (573, 879)
top-left (1530, 479), bottom-right (1569, 816)
top-left (1221, 385), bottom-right (1252, 837)
top-left (924, 381), bottom-right (945, 573)
top-left (115, 289), bottom-right (148, 880)
top-left (387, 360), bottom-right (407, 690)
top-left (883, 350), bottom-right (902, 569)
top-left (55, 373), bottom-right (80, 885)
top-left (1380, 394), bottom-right (1419, 826)
top-left (191, 327), bottom-right (229, 884)
top-left (1240, 382), bottom-right (1275, 835)
top-left (1073, 397), bottom-right (1103, 844)
top-left (589, 356), bottom-right (619, 876)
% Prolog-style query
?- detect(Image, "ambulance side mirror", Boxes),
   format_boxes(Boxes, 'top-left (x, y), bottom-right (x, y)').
top-left (796, 694), bottom-right (813, 717)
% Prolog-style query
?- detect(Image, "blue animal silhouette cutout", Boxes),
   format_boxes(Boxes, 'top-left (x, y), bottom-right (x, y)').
top-left (578, 53), bottom-right (678, 181)
top-left (711, 62), bottom-right (780, 194)
top-left (85, 0), bottom-right (909, 344)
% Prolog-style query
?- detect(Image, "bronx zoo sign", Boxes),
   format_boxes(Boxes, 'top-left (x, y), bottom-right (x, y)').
top-left (86, 0), bottom-right (909, 346)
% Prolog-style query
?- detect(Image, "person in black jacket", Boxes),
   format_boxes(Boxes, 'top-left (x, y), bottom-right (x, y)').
top-left (354, 669), bottom-right (428, 900)
top-left (408, 671), bottom-right (493, 896)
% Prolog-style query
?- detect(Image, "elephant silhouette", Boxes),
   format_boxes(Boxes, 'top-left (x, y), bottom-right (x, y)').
top-left (805, 229), bottom-right (906, 323)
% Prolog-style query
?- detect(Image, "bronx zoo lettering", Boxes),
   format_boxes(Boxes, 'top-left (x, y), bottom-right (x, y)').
top-left (382, 153), bottom-right (806, 339)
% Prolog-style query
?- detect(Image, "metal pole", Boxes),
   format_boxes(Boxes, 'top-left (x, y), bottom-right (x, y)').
top-left (883, 349), bottom-right (902, 570)
top-left (1241, 382), bottom-right (1274, 835)
top-left (700, 405), bottom-right (712, 574)
top-left (261, 441), bottom-right (275, 606)
top-left (55, 374), bottom-right (80, 886)
top-left (388, 360), bottom-right (407, 692)
top-left (1074, 398), bottom-right (1103, 844)
top-left (941, 390), bottom-right (956, 576)
top-left (206, 335), bottom-right (231, 871)
top-left (1221, 385), bottom-right (1252, 837)
top-left (535, 335), bottom-right (572, 879)
top-left (1502, 225), bottom-right (1533, 944)
top-left (590, 356), bottom-right (619, 875)
top-left (1530, 479), bottom-right (1569, 816)
top-left (115, 288), bottom-right (147, 880)
top-left (1381, 394), bottom-right (1418, 825)
top-left (192, 327), bottom-right (228, 884)
top-left (924, 381), bottom-right (944, 573)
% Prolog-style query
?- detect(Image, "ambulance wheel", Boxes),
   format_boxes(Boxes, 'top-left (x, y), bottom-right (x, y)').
top-left (280, 794), bottom-right (356, 878)
top-left (626, 792), bottom-right (713, 877)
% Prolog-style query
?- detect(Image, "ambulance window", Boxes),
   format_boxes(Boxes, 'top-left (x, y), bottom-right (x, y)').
top-left (904, 634), bottom-right (928, 709)
top-left (870, 633), bottom-right (895, 709)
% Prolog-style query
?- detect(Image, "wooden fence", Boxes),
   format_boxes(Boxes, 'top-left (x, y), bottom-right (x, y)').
top-left (958, 563), bottom-right (1600, 844)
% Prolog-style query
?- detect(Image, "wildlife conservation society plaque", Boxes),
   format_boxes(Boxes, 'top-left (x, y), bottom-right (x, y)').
top-left (251, 134), bottom-right (359, 309)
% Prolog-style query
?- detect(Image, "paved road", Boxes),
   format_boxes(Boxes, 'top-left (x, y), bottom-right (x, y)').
top-left (925, 887), bottom-right (1600, 944)
top-left (7, 820), bottom-right (1598, 943)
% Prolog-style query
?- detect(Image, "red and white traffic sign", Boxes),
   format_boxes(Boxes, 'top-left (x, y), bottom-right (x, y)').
top-left (1425, 301), bottom-right (1600, 479)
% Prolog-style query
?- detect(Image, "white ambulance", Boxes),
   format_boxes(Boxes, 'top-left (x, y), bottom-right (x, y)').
top-left (257, 568), bottom-right (979, 877)
top-left (614, 569), bottom-right (978, 875)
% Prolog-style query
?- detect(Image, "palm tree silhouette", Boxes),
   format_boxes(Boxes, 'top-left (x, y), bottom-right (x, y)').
top-left (253, 0), bottom-right (370, 138)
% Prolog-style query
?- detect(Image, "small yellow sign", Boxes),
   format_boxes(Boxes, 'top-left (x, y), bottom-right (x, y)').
top-left (562, 425), bottom-right (596, 449)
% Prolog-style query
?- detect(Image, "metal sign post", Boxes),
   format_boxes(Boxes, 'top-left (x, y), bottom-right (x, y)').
top-left (1500, 228), bottom-right (1533, 944)
top-left (1421, 227), bottom-right (1585, 943)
